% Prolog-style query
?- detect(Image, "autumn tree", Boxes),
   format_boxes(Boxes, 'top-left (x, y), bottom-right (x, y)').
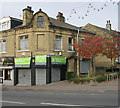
top-left (74, 30), bottom-right (120, 76)
top-left (103, 32), bottom-right (119, 67)
top-left (74, 34), bottom-right (107, 76)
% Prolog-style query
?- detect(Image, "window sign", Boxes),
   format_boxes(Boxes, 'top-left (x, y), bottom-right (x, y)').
top-left (35, 55), bottom-right (46, 65)
top-left (0, 57), bottom-right (14, 66)
top-left (15, 57), bottom-right (31, 67)
top-left (51, 57), bottom-right (66, 64)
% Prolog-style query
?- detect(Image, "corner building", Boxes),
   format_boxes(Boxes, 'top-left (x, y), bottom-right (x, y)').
top-left (0, 6), bottom-right (93, 86)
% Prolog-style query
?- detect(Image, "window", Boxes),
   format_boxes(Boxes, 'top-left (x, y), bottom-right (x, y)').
top-left (7, 21), bottom-right (9, 28)
top-left (37, 34), bottom-right (45, 49)
top-left (4, 70), bottom-right (12, 80)
top-left (81, 39), bottom-right (85, 46)
top-left (2, 22), bottom-right (7, 29)
top-left (19, 35), bottom-right (28, 50)
top-left (68, 37), bottom-right (73, 51)
top-left (37, 16), bottom-right (44, 27)
top-left (0, 40), bottom-right (1, 53)
top-left (0, 23), bottom-right (1, 30)
top-left (55, 36), bottom-right (62, 50)
top-left (2, 40), bottom-right (6, 52)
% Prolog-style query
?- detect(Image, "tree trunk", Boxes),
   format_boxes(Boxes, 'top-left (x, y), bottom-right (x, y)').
top-left (91, 57), bottom-right (95, 77)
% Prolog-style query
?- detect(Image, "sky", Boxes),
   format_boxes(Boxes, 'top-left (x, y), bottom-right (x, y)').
top-left (0, 0), bottom-right (119, 31)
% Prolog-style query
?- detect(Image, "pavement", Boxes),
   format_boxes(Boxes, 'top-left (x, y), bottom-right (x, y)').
top-left (1, 79), bottom-right (119, 92)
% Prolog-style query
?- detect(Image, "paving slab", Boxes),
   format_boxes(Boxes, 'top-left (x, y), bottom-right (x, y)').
top-left (2, 79), bottom-right (119, 92)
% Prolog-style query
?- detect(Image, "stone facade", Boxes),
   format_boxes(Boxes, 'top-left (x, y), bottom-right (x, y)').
top-left (0, 6), bottom-right (93, 74)
top-left (82, 23), bottom-right (120, 70)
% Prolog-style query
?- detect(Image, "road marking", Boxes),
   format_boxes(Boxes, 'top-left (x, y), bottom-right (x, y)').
top-left (41, 102), bottom-right (85, 106)
top-left (0, 100), bottom-right (26, 104)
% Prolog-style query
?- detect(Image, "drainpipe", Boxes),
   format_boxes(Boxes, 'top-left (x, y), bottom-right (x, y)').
top-left (76, 29), bottom-right (80, 77)
top-left (14, 29), bottom-right (16, 58)
top-left (77, 29), bottom-right (79, 56)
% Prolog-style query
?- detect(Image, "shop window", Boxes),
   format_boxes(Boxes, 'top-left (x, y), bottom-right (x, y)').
top-left (5, 70), bottom-right (11, 80)
top-left (37, 16), bottom-right (44, 27)
top-left (19, 35), bottom-right (28, 50)
top-left (2, 39), bottom-right (6, 52)
top-left (55, 36), bottom-right (62, 50)
top-left (68, 37), bottom-right (73, 51)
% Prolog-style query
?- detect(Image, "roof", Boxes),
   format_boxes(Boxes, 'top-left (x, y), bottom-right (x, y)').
top-left (49, 17), bottom-right (94, 34)
top-left (83, 23), bottom-right (120, 37)
top-left (10, 17), bottom-right (23, 22)
top-left (0, 16), bottom-right (22, 22)
top-left (1, 10), bottom-right (94, 34)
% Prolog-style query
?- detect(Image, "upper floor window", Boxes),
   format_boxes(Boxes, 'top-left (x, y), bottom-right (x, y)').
top-left (2, 40), bottom-right (6, 52)
top-left (37, 34), bottom-right (45, 50)
top-left (81, 39), bottom-right (85, 46)
top-left (68, 37), bottom-right (73, 51)
top-left (2, 22), bottom-right (7, 29)
top-left (0, 23), bottom-right (1, 30)
top-left (37, 16), bottom-right (44, 27)
top-left (0, 40), bottom-right (1, 53)
top-left (19, 35), bottom-right (28, 50)
top-left (0, 39), bottom-right (6, 53)
top-left (55, 36), bottom-right (62, 50)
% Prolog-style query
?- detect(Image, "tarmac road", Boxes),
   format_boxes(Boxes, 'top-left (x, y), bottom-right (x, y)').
top-left (1, 90), bottom-right (119, 108)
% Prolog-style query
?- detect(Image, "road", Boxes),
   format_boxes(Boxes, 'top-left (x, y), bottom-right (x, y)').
top-left (1, 90), bottom-right (119, 108)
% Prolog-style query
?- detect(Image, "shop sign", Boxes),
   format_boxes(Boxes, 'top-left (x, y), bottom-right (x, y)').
top-left (51, 57), bottom-right (66, 64)
top-left (15, 57), bottom-right (31, 67)
top-left (0, 57), bottom-right (14, 66)
top-left (35, 55), bottom-right (46, 65)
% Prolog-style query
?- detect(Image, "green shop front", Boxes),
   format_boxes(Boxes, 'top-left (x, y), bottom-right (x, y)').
top-left (51, 57), bottom-right (67, 82)
top-left (14, 56), bottom-right (67, 86)
top-left (35, 55), bottom-right (50, 85)
top-left (14, 57), bottom-right (32, 86)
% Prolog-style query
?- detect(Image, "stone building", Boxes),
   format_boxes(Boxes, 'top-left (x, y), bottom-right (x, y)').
top-left (82, 20), bottom-right (120, 72)
top-left (0, 6), bottom-right (93, 86)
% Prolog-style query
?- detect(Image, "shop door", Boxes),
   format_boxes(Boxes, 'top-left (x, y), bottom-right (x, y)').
top-left (18, 69), bottom-right (31, 86)
top-left (36, 68), bottom-right (46, 85)
top-left (51, 68), bottom-right (60, 82)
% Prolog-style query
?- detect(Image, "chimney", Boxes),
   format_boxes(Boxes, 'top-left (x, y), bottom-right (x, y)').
top-left (23, 6), bottom-right (34, 25)
top-left (57, 12), bottom-right (65, 22)
top-left (106, 20), bottom-right (111, 30)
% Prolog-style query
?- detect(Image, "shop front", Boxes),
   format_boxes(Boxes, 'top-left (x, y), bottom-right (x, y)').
top-left (0, 57), bottom-right (14, 85)
top-left (51, 57), bottom-right (67, 82)
top-left (15, 57), bottom-right (32, 86)
top-left (35, 55), bottom-right (49, 85)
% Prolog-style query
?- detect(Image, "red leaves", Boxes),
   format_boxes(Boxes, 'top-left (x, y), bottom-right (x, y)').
top-left (73, 32), bottom-right (119, 60)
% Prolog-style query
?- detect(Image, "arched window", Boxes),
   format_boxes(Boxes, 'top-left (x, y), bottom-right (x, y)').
top-left (37, 16), bottom-right (44, 27)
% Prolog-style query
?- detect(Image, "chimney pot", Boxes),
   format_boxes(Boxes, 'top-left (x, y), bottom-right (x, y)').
top-left (106, 20), bottom-right (111, 30)
top-left (27, 6), bottom-right (31, 11)
top-left (57, 12), bottom-right (65, 22)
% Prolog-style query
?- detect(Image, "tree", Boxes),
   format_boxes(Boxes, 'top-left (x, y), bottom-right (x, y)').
top-left (103, 33), bottom-right (119, 67)
top-left (74, 30), bottom-right (120, 76)
top-left (73, 34), bottom-right (107, 76)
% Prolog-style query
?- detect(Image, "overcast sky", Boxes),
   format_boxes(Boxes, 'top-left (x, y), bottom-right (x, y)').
top-left (0, 0), bottom-right (119, 31)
